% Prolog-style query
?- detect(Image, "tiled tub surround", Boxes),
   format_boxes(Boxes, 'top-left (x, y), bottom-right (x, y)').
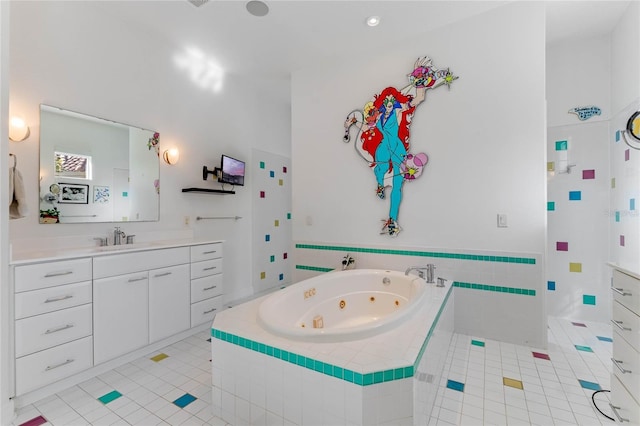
top-left (294, 242), bottom-right (546, 348)
top-left (211, 281), bottom-right (454, 425)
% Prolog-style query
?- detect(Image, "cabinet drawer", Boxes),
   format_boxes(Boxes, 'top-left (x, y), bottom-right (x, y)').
top-left (611, 374), bottom-right (640, 424)
top-left (15, 336), bottom-right (92, 396)
top-left (191, 258), bottom-right (223, 279)
top-left (191, 296), bottom-right (223, 326)
top-left (14, 258), bottom-right (92, 292)
top-left (613, 329), bottom-right (640, 403)
top-left (15, 281), bottom-right (92, 319)
top-left (93, 247), bottom-right (189, 279)
top-left (191, 274), bottom-right (223, 303)
top-left (612, 270), bottom-right (640, 314)
top-left (191, 243), bottom-right (223, 263)
top-left (15, 304), bottom-right (92, 358)
top-left (613, 300), bottom-right (640, 352)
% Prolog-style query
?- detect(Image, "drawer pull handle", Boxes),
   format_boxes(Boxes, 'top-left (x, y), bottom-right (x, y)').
top-left (612, 287), bottom-right (632, 296)
top-left (44, 271), bottom-right (73, 278)
top-left (203, 308), bottom-right (217, 314)
top-left (128, 277), bottom-right (147, 283)
top-left (611, 358), bottom-right (632, 374)
top-left (44, 324), bottom-right (74, 335)
top-left (44, 295), bottom-right (73, 303)
top-left (153, 272), bottom-right (172, 278)
top-left (45, 359), bottom-right (74, 371)
top-left (203, 250), bottom-right (217, 254)
top-left (612, 320), bottom-right (632, 331)
top-left (203, 266), bottom-right (217, 271)
top-left (609, 403), bottom-right (629, 423)
top-left (203, 285), bottom-right (217, 291)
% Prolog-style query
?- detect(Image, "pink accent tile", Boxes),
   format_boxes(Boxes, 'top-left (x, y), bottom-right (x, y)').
top-left (283, 166), bottom-right (287, 173)
top-left (620, 235), bottom-right (625, 246)
top-left (571, 322), bottom-right (587, 327)
top-left (582, 169), bottom-right (595, 179)
top-left (19, 416), bottom-right (47, 426)
top-left (532, 351), bottom-right (550, 360)
top-left (625, 149), bottom-right (630, 161)
top-left (260, 191), bottom-right (265, 198)
top-left (556, 242), bottom-right (568, 251)
top-left (283, 253), bottom-right (288, 259)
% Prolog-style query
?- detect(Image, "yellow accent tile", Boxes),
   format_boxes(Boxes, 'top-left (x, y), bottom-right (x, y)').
top-left (547, 162), bottom-right (555, 171)
top-left (274, 220), bottom-right (279, 227)
top-left (150, 353), bottom-right (169, 362)
top-left (279, 179), bottom-right (283, 186)
top-left (260, 272), bottom-right (266, 279)
top-left (611, 178), bottom-right (616, 189)
top-left (569, 262), bottom-right (582, 273)
top-left (503, 377), bottom-right (523, 390)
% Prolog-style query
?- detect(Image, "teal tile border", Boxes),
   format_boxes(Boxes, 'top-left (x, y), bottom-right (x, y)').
top-left (295, 244), bottom-right (536, 265)
top-left (295, 265), bottom-right (335, 272)
top-left (453, 281), bottom-right (536, 296)
top-left (212, 285), bottom-right (454, 387)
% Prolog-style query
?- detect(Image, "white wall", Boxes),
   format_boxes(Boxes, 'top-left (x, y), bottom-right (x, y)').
top-left (545, 36), bottom-right (611, 323)
top-left (7, 1), bottom-right (291, 303)
top-left (291, 2), bottom-right (547, 347)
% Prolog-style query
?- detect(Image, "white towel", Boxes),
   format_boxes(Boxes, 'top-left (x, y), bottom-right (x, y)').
top-left (9, 166), bottom-right (28, 219)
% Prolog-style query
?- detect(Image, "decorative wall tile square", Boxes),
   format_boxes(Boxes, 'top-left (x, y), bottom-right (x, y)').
top-left (283, 253), bottom-right (288, 259)
top-left (547, 162), bottom-right (555, 171)
top-left (98, 390), bottom-right (122, 404)
top-left (260, 161), bottom-right (265, 169)
top-left (571, 322), bottom-right (586, 327)
top-left (471, 340), bottom-right (485, 347)
top-left (616, 130), bottom-right (620, 142)
top-left (547, 281), bottom-right (556, 291)
top-left (151, 353), bottom-right (169, 362)
top-left (274, 219), bottom-right (279, 227)
top-left (547, 201), bottom-right (555, 211)
top-left (582, 169), bottom-right (595, 179)
top-left (620, 235), bottom-right (625, 246)
top-left (19, 416), bottom-right (47, 426)
top-left (625, 149), bottom-right (630, 161)
top-left (630, 198), bottom-right (635, 210)
top-left (611, 177), bottom-right (616, 188)
top-left (578, 379), bottom-right (600, 391)
top-left (596, 336), bottom-right (612, 342)
top-left (532, 352), bottom-right (550, 360)
top-left (569, 191), bottom-right (581, 201)
top-left (270, 170), bottom-right (275, 178)
top-left (260, 272), bottom-right (266, 279)
top-left (574, 345), bottom-right (593, 352)
top-left (503, 377), bottom-right (523, 390)
top-left (582, 295), bottom-right (596, 305)
top-left (270, 255), bottom-right (275, 262)
top-left (446, 380), bottom-right (465, 392)
top-left (555, 140), bottom-right (568, 151)
top-left (265, 234), bottom-right (270, 242)
top-left (283, 166), bottom-right (287, 173)
top-left (569, 263), bottom-right (582, 272)
top-left (616, 211), bottom-right (620, 222)
top-left (556, 242), bottom-right (568, 251)
top-left (260, 191), bottom-right (265, 198)
top-left (279, 179), bottom-right (283, 186)
top-left (173, 393), bottom-right (197, 408)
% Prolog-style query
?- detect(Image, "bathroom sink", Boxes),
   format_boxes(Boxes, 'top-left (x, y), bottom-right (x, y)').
top-left (92, 242), bottom-right (157, 252)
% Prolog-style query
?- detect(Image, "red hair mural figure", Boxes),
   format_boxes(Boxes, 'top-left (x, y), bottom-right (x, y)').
top-left (343, 56), bottom-right (458, 236)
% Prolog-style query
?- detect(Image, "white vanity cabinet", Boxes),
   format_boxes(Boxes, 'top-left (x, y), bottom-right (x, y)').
top-left (93, 247), bottom-right (190, 364)
top-left (13, 258), bottom-right (93, 395)
top-left (190, 243), bottom-right (224, 326)
top-left (610, 267), bottom-right (640, 424)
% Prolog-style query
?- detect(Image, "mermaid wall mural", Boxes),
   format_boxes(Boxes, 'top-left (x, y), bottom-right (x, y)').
top-left (343, 56), bottom-right (458, 236)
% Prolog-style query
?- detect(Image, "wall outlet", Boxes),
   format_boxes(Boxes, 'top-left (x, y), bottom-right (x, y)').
top-left (497, 214), bottom-right (508, 228)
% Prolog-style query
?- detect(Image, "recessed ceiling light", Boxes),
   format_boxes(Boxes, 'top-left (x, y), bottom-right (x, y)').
top-left (246, 0), bottom-right (269, 17)
top-left (366, 16), bottom-right (380, 27)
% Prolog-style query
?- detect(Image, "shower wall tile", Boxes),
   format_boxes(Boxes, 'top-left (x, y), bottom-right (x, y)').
top-left (546, 122), bottom-right (610, 323)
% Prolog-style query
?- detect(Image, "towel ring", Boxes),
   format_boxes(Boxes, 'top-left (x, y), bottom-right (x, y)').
top-left (9, 153), bottom-right (16, 168)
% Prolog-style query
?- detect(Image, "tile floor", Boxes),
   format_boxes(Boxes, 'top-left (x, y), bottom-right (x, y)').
top-left (13, 317), bottom-right (614, 426)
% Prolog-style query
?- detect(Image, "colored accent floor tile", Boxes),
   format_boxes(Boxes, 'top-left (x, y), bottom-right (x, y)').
top-left (173, 393), bottom-right (197, 408)
top-left (150, 352), bottom-right (169, 362)
top-left (446, 379), bottom-right (465, 392)
top-left (532, 351), bottom-right (550, 360)
top-left (18, 416), bottom-right (47, 426)
top-left (98, 390), bottom-right (122, 404)
top-left (575, 345), bottom-right (593, 352)
top-left (578, 379), bottom-right (602, 391)
top-left (503, 377), bottom-right (524, 390)
top-left (597, 336), bottom-right (613, 342)
top-left (571, 321), bottom-right (587, 327)
top-left (470, 339), bottom-right (485, 347)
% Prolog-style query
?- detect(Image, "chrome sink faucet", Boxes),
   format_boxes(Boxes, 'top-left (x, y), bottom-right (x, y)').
top-left (113, 226), bottom-right (126, 245)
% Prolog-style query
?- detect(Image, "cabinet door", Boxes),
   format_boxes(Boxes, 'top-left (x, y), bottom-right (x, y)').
top-left (149, 264), bottom-right (190, 343)
top-left (94, 272), bottom-right (148, 364)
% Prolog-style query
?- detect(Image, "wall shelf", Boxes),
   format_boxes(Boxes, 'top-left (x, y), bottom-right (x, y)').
top-left (181, 188), bottom-right (235, 195)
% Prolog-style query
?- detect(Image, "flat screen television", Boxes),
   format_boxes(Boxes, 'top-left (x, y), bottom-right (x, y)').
top-left (219, 155), bottom-right (245, 186)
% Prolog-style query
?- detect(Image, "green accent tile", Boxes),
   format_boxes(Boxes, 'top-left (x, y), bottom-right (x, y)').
top-left (258, 343), bottom-right (266, 353)
top-left (383, 370), bottom-right (394, 382)
top-left (98, 390), bottom-right (122, 404)
top-left (274, 348), bottom-right (281, 358)
top-left (266, 346), bottom-right (273, 356)
top-left (404, 366), bottom-right (413, 378)
top-left (334, 366), bottom-right (343, 379)
top-left (394, 368), bottom-right (404, 379)
top-left (583, 295), bottom-right (596, 305)
top-left (354, 373), bottom-right (364, 385)
top-left (471, 340), bottom-right (485, 347)
top-left (344, 369), bottom-right (354, 383)
top-left (259, 161), bottom-right (265, 169)
top-left (282, 351), bottom-right (290, 362)
top-left (373, 371), bottom-right (384, 384)
top-left (314, 360), bottom-right (323, 372)
top-left (555, 140), bottom-right (568, 150)
top-left (363, 373), bottom-right (374, 386)
top-left (305, 357), bottom-right (313, 369)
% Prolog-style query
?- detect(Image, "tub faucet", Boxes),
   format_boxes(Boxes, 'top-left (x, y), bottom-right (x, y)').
top-left (405, 264), bottom-right (436, 283)
top-left (342, 254), bottom-right (355, 270)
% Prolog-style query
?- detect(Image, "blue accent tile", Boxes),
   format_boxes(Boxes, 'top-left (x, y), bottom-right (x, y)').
top-left (265, 234), bottom-right (270, 242)
top-left (279, 273), bottom-right (284, 280)
top-left (578, 380), bottom-right (601, 391)
top-left (270, 170), bottom-right (275, 178)
top-left (616, 211), bottom-right (621, 222)
top-left (616, 130), bottom-right (621, 142)
top-left (575, 345), bottom-right (593, 352)
top-left (597, 336), bottom-right (613, 342)
top-left (631, 198), bottom-right (636, 211)
top-left (569, 191), bottom-right (582, 201)
top-left (173, 393), bottom-right (197, 408)
top-left (446, 379), bottom-right (465, 392)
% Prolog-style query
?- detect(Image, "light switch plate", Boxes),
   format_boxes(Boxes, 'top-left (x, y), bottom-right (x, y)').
top-left (497, 214), bottom-right (508, 228)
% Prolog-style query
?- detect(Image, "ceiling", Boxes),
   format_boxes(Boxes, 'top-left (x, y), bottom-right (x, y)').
top-left (90, 0), bottom-right (631, 80)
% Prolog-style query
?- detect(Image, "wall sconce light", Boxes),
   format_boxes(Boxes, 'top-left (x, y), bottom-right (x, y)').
top-left (9, 117), bottom-right (30, 142)
top-left (163, 148), bottom-right (180, 165)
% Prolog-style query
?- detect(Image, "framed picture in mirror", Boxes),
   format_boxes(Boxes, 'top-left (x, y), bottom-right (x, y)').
top-left (59, 183), bottom-right (89, 204)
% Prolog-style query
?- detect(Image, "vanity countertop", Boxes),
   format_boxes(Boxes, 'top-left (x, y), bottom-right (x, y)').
top-left (10, 238), bottom-right (224, 265)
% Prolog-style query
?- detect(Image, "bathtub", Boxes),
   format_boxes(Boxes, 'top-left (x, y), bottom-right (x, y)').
top-left (257, 269), bottom-right (428, 341)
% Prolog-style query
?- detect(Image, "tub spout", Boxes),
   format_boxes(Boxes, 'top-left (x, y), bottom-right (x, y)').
top-left (405, 264), bottom-right (436, 283)
top-left (342, 254), bottom-right (355, 270)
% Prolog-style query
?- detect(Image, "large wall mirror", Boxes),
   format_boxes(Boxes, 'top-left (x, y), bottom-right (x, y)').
top-left (39, 104), bottom-right (160, 224)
